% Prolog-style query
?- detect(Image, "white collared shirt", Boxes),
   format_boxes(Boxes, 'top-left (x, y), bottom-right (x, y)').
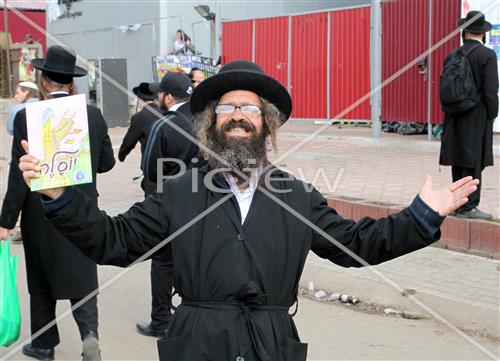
top-left (225, 166), bottom-right (262, 224)
top-left (467, 38), bottom-right (483, 44)
top-left (169, 101), bottom-right (187, 112)
top-left (50, 91), bottom-right (70, 95)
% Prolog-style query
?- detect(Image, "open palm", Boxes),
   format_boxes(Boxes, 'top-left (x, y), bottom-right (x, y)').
top-left (419, 175), bottom-right (479, 216)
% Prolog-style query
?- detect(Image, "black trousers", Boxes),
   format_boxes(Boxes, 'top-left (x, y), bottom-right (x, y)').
top-left (30, 294), bottom-right (98, 349)
top-left (452, 165), bottom-right (483, 212)
top-left (150, 244), bottom-right (174, 330)
top-left (143, 184), bottom-right (173, 330)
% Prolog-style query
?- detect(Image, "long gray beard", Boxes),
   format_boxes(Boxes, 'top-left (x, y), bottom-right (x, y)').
top-left (205, 127), bottom-right (268, 173)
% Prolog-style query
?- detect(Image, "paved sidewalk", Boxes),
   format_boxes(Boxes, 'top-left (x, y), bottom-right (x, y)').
top-left (273, 121), bottom-right (500, 218)
top-left (307, 247), bottom-right (499, 311)
top-left (0, 114), bottom-right (499, 359)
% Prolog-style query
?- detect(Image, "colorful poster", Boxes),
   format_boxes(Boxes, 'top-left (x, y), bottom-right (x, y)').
top-left (18, 47), bottom-right (37, 82)
top-left (153, 55), bottom-right (190, 81)
top-left (26, 94), bottom-right (93, 191)
top-left (152, 55), bottom-right (216, 81)
top-left (490, 24), bottom-right (500, 57)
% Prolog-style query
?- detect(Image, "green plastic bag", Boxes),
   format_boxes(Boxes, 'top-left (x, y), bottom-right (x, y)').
top-left (0, 240), bottom-right (21, 347)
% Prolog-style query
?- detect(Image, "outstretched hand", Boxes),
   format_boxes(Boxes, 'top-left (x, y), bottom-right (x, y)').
top-left (18, 140), bottom-right (65, 200)
top-left (0, 227), bottom-right (13, 240)
top-left (419, 175), bottom-right (479, 216)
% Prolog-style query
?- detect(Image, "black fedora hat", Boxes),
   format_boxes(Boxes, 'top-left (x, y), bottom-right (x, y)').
top-left (190, 60), bottom-right (292, 123)
top-left (31, 45), bottom-right (87, 77)
top-left (133, 82), bottom-right (156, 101)
top-left (458, 10), bottom-right (492, 34)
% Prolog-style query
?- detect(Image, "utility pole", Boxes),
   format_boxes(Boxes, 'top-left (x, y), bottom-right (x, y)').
top-left (426, 0), bottom-right (433, 141)
top-left (3, 0), bottom-right (12, 97)
top-left (210, 18), bottom-right (215, 60)
top-left (370, 0), bottom-right (382, 138)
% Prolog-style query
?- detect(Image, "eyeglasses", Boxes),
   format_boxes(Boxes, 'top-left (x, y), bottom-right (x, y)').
top-left (215, 104), bottom-right (262, 116)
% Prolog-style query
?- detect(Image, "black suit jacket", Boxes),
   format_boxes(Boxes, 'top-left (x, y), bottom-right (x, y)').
top-left (118, 103), bottom-right (163, 162)
top-left (142, 102), bottom-right (204, 191)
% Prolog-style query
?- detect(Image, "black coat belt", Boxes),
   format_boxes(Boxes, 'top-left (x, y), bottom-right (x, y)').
top-left (181, 300), bottom-right (291, 361)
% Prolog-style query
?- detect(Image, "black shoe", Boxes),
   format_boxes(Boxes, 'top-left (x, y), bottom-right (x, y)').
top-left (82, 331), bottom-right (101, 361)
top-left (455, 208), bottom-right (492, 220)
top-left (22, 344), bottom-right (54, 361)
top-left (136, 322), bottom-right (167, 338)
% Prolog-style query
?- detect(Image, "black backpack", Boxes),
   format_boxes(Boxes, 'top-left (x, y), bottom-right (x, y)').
top-left (439, 44), bottom-right (481, 115)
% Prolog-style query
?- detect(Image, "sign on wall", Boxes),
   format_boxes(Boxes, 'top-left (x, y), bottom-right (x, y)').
top-left (152, 55), bottom-right (216, 82)
top-left (18, 47), bottom-right (37, 81)
top-left (462, 0), bottom-right (500, 130)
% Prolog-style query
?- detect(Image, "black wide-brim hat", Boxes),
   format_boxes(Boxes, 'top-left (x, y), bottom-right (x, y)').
top-left (133, 82), bottom-right (156, 101)
top-left (458, 10), bottom-right (492, 34)
top-left (31, 45), bottom-right (87, 77)
top-left (190, 60), bottom-right (292, 123)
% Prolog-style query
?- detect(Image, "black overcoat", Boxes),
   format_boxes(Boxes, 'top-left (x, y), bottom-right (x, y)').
top-left (142, 102), bottom-right (203, 184)
top-left (0, 94), bottom-right (115, 299)
top-left (118, 103), bottom-right (163, 162)
top-left (45, 165), bottom-right (438, 360)
top-left (439, 39), bottom-right (499, 168)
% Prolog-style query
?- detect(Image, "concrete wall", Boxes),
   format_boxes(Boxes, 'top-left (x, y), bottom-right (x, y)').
top-left (47, 1), bottom-right (161, 94)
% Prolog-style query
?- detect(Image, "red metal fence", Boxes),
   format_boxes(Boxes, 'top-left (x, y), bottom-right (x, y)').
top-left (381, 0), bottom-right (460, 125)
top-left (221, 20), bottom-right (253, 64)
top-left (291, 12), bottom-right (329, 119)
top-left (222, 1), bottom-right (461, 124)
top-left (254, 16), bottom-right (289, 89)
top-left (222, 6), bottom-right (372, 121)
top-left (330, 7), bottom-right (371, 121)
top-left (381, 0), bottom-right (430, 123)
top-left (0, 9), bottom-right (46, 52)
top-left (430, 0), bottom-right (462, 124)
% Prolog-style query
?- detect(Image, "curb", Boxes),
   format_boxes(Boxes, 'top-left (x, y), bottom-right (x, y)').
top-left (326, 197), bottom-right (500, 260)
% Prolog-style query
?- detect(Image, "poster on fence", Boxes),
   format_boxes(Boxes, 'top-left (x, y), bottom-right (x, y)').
top-left (152, 55), bottom-right (216, 81)
top-left (26, 94), bottom-right (93, 191)
top-left (462, 0), bottom-right (500, 130)
top-left (18, 47), bottom-right (38, 82)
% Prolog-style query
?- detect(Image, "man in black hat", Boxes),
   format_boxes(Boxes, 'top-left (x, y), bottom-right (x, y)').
top-left (439, 10), bottom-right (499, 220)
top-left (19, 60), bottom-right (479, 360)
top-left (135, 71), bottom-right (203, 338)
top-left (118, 82), bottom-right (162, 192)
top-left (0, 45), bottom-right (115, 361)
top-left (188, 68), bottom-right (206, 88)
top-left (142, 72), bottom-right (202, 189)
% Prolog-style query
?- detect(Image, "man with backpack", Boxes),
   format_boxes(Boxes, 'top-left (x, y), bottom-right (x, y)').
top-left (439, 11), bottom-right (498, 220)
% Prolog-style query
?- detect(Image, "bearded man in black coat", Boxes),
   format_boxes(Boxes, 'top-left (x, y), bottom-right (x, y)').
top-left (0, 46), bottom-right (115, 361)
top-left (18, 61), bottom-right (479, 361)
top-left (439, 11), bottom-right (499, 220)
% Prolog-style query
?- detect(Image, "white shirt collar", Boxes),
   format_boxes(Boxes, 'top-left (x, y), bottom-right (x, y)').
top-left (169, 101), bottom-right (187, 112)
top-left (467, 38), bottom-right (483, 44)
top-left (50, 91), bottom-right (70, 95)
top-left (225, 165), bottom-right (263, 224)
